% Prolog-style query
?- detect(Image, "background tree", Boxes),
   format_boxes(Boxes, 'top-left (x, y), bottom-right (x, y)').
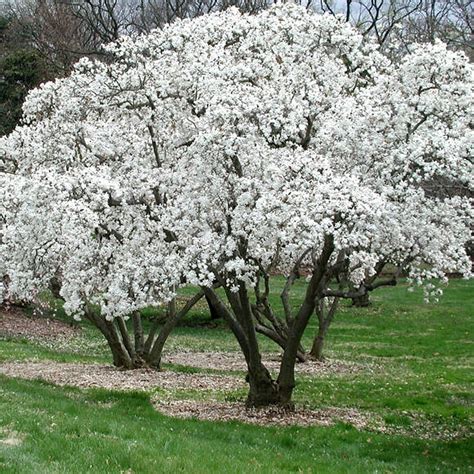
top-left (399, 0), bottom-right (473, 59)
top-left (0, 13), bottom-right (47, 135)
top-left (2, 0), bottom-right (471, 136)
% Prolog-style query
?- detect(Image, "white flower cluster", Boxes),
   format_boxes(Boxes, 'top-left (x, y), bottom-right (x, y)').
top-left (0, 4), bottom-right (472, 318)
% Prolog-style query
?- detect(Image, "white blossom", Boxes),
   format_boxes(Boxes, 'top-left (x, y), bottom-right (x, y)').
top-left (0, 4), bottom-right (472, 318)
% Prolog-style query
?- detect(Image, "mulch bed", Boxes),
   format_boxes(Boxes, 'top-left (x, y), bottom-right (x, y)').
top-left (1, 308), bottom-right (378, 377)
top-left (153, 398), bottom-right (375, 428)
top-left (0, 361), bottom-right (244, 391)
top-left (0, 308), bottom-right (80, 342)
top-left (164, 351), bottom-right (375, 376)
top-left (0, 359), bottom-right (376, 429)
top-left (0, 308), bottom-right (379, 429)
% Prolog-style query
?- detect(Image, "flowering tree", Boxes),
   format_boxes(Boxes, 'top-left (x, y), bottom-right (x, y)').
top-left (1, 4), bottom-right (472, 406)
top-left (0, 50), bottom-right (203, 369)
top-left (0, 150), bottom-right (207, 369)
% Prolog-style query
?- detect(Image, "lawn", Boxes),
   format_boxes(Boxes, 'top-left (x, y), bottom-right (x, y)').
top-left (0, 278), bottom-right (473, 473)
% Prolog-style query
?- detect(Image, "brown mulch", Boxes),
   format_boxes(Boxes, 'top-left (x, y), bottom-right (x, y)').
top-left (0, 359), bottom-right (376, 429)
top-left (164, 351), bottom-right (374, 376)
top-left (0, 361), bottom-right (245, 391)
top-left (153, 399), bottom-right (374, 429)
top-left (0, 308), bottom-right (80, 342)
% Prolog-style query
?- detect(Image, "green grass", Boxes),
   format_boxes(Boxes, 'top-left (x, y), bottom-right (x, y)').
top-left (1, 278), bottom-right (473, 473)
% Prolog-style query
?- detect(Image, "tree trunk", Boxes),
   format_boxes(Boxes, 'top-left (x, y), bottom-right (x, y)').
top-left (84, 308), bottom-right (135, 369)
top-left (224, 285), bottom-right (294, 408)
top-left (146, 303), bottom-right (179, 369)
top-left (202, 288), bottom-right (250, 362)
top-left (73, 291), bottom-right (204, 370)
top-left (352, 293), bottom-right (371, 307)
top-left (146, 292), bottom-right (206, 369)
top-left (246, 364), bottom-right (281, 407)
top-left (205, 295), bottom-right (221, 320)
top-left (104, 320), bottom-right (136, 369)
top-left (309, 328), bottom-right (326, 361)
top-left (109, 343), bottom-right (134, 369)
top-left (132, 311), bottom-right (144, 356)
top-left (310, 296), bottom-right (339, 362)
top-left (277, 235), bottom-right (335, 407)
top-left (275, 301), bottom-right (313, 408)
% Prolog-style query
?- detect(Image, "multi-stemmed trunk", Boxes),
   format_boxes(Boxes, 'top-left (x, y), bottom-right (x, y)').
top-left (251, 259), bottom-right (311, 363)
top-left (204, 236), bottom-right (335, 408)
top-left (82, 292), bottom-right (204, 370)
top-left (203, 286), bottom-right (282, 407)
top-left (252, 259), bottom-right (386, 363)
top-left (274, 238), bottom-right (335, 406)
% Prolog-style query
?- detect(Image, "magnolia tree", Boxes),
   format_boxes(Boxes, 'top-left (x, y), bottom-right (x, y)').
top-left (0, 58), bottom-right (203, 369)
top-left (0, 4), bottom-right (472, 406)
top-left (0, 151), bottom-right (207, 369)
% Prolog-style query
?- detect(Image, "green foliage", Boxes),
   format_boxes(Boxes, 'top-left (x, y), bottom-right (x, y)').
top-left (0, 16), bottom-right (46, 136)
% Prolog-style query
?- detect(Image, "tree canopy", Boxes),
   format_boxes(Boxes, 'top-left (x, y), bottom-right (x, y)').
top-left (0, 4), bottom-right (472, 405)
